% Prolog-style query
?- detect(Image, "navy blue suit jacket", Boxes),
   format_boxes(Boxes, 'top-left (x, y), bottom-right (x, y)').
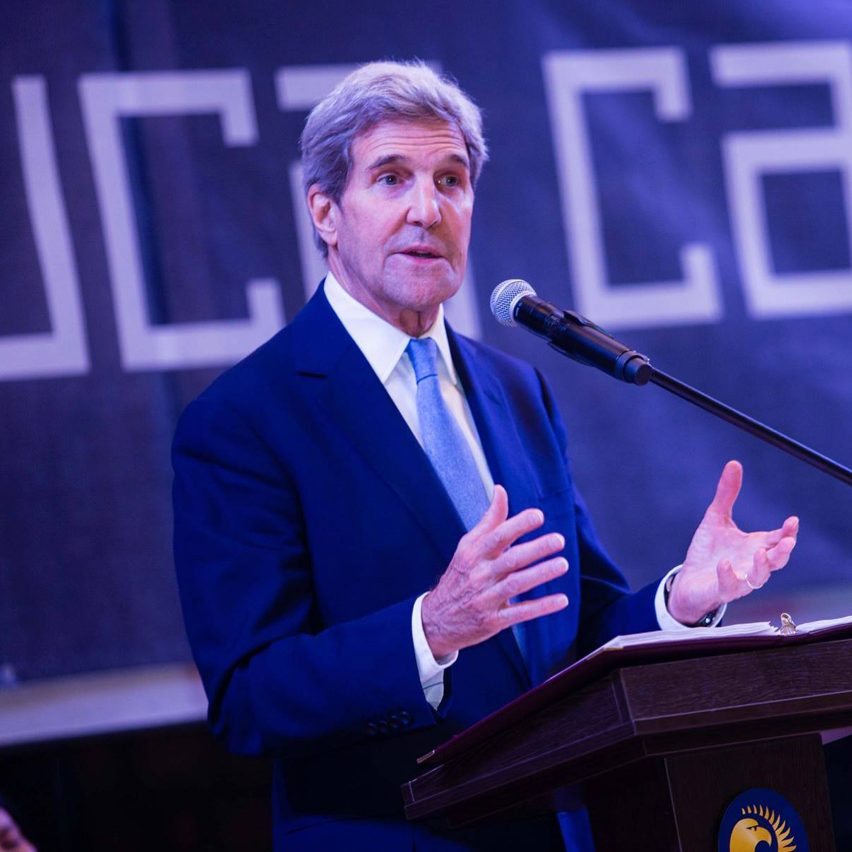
top-left (172, 286), bottom-right (660, 849)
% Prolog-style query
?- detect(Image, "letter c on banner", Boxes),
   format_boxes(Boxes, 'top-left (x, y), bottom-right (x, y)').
top-left (543, 48), bottom-right (722, 330)
top-left (79, 70), bottom-right (285, 371)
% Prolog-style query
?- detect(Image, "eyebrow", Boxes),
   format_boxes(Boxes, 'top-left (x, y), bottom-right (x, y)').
top-left (366, 152), bottom-right (470, 171)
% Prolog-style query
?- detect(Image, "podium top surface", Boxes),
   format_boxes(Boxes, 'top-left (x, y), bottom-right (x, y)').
top-left (417, 618), bottom-right (852, 769)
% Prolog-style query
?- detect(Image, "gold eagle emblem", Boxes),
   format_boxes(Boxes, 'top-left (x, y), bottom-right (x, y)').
top-left (729, 803), bottom-right (797, 852)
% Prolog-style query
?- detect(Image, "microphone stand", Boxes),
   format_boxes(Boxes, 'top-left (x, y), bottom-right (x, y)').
top-left (645, 367), bottom-right (852, 488)
top-left (539, 310), bottom-right (852, 487)
top-left (507, 293), bottom-right (852, 487)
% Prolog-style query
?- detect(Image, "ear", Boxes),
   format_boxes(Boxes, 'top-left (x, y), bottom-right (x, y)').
top-left (307, 184), bottom-right (339, 250)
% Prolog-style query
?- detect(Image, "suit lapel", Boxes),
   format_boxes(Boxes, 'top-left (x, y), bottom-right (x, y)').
top-left (449, 331), bottom-right (542, 686)
top-left (290, 288), bottom-right (465, 573)
top-left (451, 330), bottom-right (576, 686)
top-left (449, 331), bottom-right (542, 526)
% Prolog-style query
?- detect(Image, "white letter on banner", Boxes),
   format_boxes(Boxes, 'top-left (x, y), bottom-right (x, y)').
top-left (275, 64), bottom-right (481, 339)
top-left (712, 42), bottom-right (852, 317)
top-left (78, 71), bottom-right (284, 371)
top-left (2, 77), bottom-right (89, 380)
top-left (542, 50), bottom-right (721, 329)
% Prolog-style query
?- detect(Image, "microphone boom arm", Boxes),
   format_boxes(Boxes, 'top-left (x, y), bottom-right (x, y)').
top-left (645, 367), bottom-right (852, 487)
top-left (492, 278), bottom-right (852, 487)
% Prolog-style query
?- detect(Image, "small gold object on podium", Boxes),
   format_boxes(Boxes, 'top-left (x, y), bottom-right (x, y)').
top-left (779, 613), bottom-right (797, 636)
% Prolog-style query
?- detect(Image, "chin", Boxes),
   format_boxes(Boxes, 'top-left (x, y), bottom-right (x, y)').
top-left (401, 277), bottom-right (462, 311)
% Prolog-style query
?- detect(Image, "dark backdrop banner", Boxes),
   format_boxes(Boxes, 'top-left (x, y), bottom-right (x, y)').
top-left (2, 1), bottom-right (851, 684)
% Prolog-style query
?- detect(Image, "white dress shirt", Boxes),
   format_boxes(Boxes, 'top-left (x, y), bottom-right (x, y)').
top-left (322, 273), bottom-right (722, 709)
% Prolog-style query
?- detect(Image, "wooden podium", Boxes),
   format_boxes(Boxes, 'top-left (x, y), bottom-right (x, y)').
top-left (403, 627), bottom-right (852, 850)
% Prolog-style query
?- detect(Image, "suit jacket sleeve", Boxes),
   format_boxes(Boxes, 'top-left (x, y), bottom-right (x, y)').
top-left (172, 395), bottom-right (438, 758)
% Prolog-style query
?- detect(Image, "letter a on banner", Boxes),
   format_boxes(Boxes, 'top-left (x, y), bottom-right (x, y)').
top-left (712, 41), bottom-right (852, 318)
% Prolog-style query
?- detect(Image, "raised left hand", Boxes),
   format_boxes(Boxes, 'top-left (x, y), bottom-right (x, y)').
top-left (666, 460), bottom-right (799, 625)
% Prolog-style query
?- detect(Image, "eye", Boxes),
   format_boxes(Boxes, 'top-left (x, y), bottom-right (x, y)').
top-left (439, 173), bottom-right (462, 188)
top-left (377, 173), bottom-right (399, 186)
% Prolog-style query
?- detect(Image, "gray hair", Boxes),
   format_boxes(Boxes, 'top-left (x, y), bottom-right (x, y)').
top-left (300, 60), bottom-right (488, 254)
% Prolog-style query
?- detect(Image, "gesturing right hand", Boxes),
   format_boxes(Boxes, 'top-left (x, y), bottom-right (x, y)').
top-left (420, 485), bottom-right (569, 660)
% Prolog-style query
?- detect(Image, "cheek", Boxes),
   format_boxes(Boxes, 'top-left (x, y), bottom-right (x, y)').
top-left (448, 202), bottom-right (473, 237)
top-left (449, 218), bottom-right (472, 255)
top-left (362, 218), bottom-right (395, 254)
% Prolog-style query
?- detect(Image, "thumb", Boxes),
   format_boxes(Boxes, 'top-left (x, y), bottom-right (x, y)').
top-left (707, 460), bottom-right (743, 521)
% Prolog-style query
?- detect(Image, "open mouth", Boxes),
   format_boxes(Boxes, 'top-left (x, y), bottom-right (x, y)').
top-left (402, 249), bottom-right (441, 259)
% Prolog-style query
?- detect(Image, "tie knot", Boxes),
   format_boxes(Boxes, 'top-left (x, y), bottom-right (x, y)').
top-left (406, 337), bottom-right (440, 383)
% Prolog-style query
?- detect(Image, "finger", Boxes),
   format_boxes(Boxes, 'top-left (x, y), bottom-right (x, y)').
top-left (489, 532), bottom-right (565, 580)
top-left (759, 516), bottom-right (800, 548)
top-left (707, 460), bottom-right (743, 521)
top-left (480, 505), bottom-right (546, 557)
top-left (497, 592), bottom-right (569, 628)
top-left (470, 484), bottom-right (510, 536)
top-left (745, 547), bottom-right (772, 589)
top-left (489, 556), bottom-right (569, 603)
top-left (716, 558), bottom-right (743, 602)
top-left (782, 516), bottom-right (799, 539)
top-left (765, 535), bottom-right (796, 571)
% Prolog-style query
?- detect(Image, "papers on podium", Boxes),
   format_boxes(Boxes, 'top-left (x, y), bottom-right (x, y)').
top-left (599, 612), bottom-right (852, 652)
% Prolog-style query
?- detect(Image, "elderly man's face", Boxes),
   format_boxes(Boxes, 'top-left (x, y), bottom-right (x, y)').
top-left (310, 118), bottom-right (474, 336)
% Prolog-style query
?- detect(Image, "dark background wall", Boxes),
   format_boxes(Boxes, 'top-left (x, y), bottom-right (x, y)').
top-left (2, 3), bottom-right (852, 849)
top-left (2, 0), bottom-right (850, 696)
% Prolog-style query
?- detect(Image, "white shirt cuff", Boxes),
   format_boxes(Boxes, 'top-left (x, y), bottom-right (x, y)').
top-left (655, 565), bottom-right (727, 630)
top-left (412, 593), bottom-right (458, 709)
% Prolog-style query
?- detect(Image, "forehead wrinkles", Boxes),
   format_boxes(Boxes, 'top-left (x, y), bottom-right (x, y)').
top-left (352, 121), bottom-right (470, 171)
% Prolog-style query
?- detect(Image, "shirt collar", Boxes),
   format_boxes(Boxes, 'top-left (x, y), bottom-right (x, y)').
top-left (323, 272), bottom-right (459, 386)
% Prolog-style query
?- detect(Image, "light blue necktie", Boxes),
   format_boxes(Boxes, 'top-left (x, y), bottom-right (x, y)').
top-left (406, 338), bottom-right (490, 531)
top-left (407, 337), bottom-right (544, 676)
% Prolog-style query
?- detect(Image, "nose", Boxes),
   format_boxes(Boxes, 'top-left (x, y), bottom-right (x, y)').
top-left (406, 178), bottom-right (441, 229)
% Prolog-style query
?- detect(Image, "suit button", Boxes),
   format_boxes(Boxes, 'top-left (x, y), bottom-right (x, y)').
top-left (388, 710), bottom-right (411, 731)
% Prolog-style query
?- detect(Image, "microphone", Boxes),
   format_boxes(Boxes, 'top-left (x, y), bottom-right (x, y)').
top-left (490, 279), bottom-right (653, 385)
top-left (489, 281), bottom-right (852, 485)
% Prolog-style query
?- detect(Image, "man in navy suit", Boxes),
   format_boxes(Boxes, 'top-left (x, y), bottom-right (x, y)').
top-left (172, 61), bottom-right (799, 850)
